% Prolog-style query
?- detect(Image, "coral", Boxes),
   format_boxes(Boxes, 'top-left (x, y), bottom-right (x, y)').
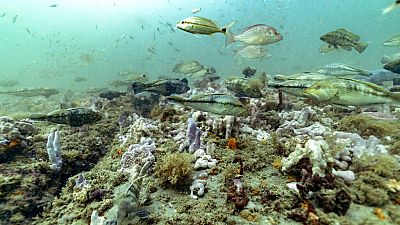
top-left (386, 179), bottom-right (400, 192)
top-left (47, 130), bottom-right (62, 171)
top-left (189, 180), bottom-right (206, 199)
top-left (314, 189), bottom-right (351, 215)
top-left (118, 113), bottom-right (158, 146)
top-left (282, 137), bottom-right (331, 176)
top-left (350, 171), bottom-right (389, 206)
top-left (120, 137), bottom-right (156, 179)
top-left (154, 152), bottom-right (193, 189)
top-left (333, 131), bottom-right (387, 158)
top-left (337, 114), bottom-right (400, 138)
top-left (179, 118), bottom-right (202, 153)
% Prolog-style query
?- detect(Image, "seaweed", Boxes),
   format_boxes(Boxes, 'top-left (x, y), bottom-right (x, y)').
top-left (154, 153), bottom-right (193, 189)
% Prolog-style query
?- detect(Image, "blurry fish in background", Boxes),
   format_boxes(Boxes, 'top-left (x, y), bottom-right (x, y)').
top-left (173, 60), bottom-right (204, 74)
top-left (0, 88), bottom-right (59, 98)
top-left (227, 24), bottom-right (283, 46)
top-left (0, 80), bottom-right (19, 87)
top-left (382, 0), bottom-right (400, 14)
top-left (383, 34), bottom-right (400, 47)
top-left (176, 16), bottom-right (235, 46)
top-left (49, 4), bottom-right (57, 7)
top-left (318, 63), bottom-right (372, 77)
top-left (381, 53), bottom-right (400, 64)
top-left (234, 45), bottom-right (271, 60)
top-left (0, 13), bottom-right (6, 17)
top-left (320, 28), bottom-right (368, 53)
top-left (131, 78), bottom-right (190, 96)
top-left (319, 43), bottom-right (338, 54)
top-left (191, 8), bottom-right (201, 14)
top-left (79, 53), bottom-right (94, 64)
top-left (11, 14), bottom-right (17, 23)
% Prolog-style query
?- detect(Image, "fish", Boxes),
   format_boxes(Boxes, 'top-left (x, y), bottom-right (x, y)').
top-left (11, 15), bottom-right (17, 23)
top-left (234, 45), bottom-right (271, 60)
top-left (0, 80), bottom-right (19, 87)
top-left (30, 107), bottom-right (102, 127)
top-left (366, 69), bottom-right (400, 85)
top-left (320, 28), bottom-right (368, 54)
top-left (176, 16), bottom-right (235, 46)
top-left (0, 13), bottom-right (6, 17)
top-left (381, 53), bottom-right (400, 64)
top-left (190, 67), bottom-right (216, 79)
top-left (383, 34), bottom-right (400, 47)
top-left (227, 24), bottom-right (283, 46)
top-left (317, 63), bottom-right (372, 77)
top-left (172, 60), bottom-right (204, 74)
top-left (383, 59), bottom-right (400, 74)
top-left (49, 4), bottom-right (57, 7)
top-left (382, 0), bottom-right (400, 14)
top-left (191, 8), bottom-right (201, 14)
top-left (242, 67), bottom-right (257, 78)
top-left (131, 78), bottom-right (190, 96)
top-left (268, 72), bottom-right (326, 97)
top-left (302, 78), bottom-right (400, 106)
top-left (167, 93), bottom-right (247, 116)
top-left (225, 77), bottom-right (263, 98)
top-left (0, 87), bottom-right (59, 97)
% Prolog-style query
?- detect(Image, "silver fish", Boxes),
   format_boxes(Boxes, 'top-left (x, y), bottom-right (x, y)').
top-left (318, 63), bottom-right (372, 77)
top-left (228, 24), bottom-right (283, 46)
top-left (234, 45), bottom-right (271, 60)
top-left (382, 1), bottom-right (400, 14)
top-left (0, 87), bottom-right (59, 97)
top-left (381, 53), bottom-right (400, 64)
top-left (383, 34), bottom-right (400, 47)
top-left (167, 93), bottom-right (247, 116)
top-left (172, 60), bottom-right (204, 74)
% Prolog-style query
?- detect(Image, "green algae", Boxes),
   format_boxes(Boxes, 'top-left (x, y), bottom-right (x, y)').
top-left (154, 152), bottom-right (193, 189)
top-left (337, 114), bottom-right (400, 138)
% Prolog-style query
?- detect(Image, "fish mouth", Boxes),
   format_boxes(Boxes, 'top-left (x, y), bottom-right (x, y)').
top-left (302, 91), bottom-right (320, 100)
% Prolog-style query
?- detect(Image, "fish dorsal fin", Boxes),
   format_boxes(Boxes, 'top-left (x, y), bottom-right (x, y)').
top-left (336, 28), bottom-right (360, 41)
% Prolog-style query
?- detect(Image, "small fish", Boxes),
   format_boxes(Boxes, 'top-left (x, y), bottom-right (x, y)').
top-left (0, 87), bottom-right (59, 97)
top-left (49, 4), bottom-right (57, 7)
top-left (26, 28), bottom-right (31, 34)
top-left (268, 72), bottom-right (326, 97)
top-left (11, 15), bottom-right (17, 23)
top-left (318, 63), bottom-right (372, 77)
top-left (99, 90), bottom-right (126, 100)
top-left (367, 69), bottom-right (400, 85)
top-left (131, 78), bottom-right (190, 96)
top-left (0, 13), bottom-right (6, 17)
top-left (129, 35), bottom-right (134, 40)
top-left (176, 16), bottom-right (235, 46)
top-left (383, 59), bottom-right (400, 74)
top-left (167, 93), bottom-right (247, 116)
top-left (234, 45), bottom-right (271, 60)
top-left (225, 76), bottom-right (264, 98)
top-left (191, 8), bottom-right (201, 14)
top-left (381, 53), bottom-right (400, 64)
top-left (0, 80), bottom-right (19, 87)
top-left (227, 24), bottom-right (283, 46)
top-left (382, 0), bottom-right (400, 14)
top-left (30, 108), bottom-right (102, 127)
top-left (320, 28), bottom-right (368, 54)
top-left (302, 78), bottom-right (400, 106)
top-left (319, 43), bottom-right (336, 54)
top-left (383, 34), bottom-right (400, 47)
top-left (172, 60), bottom-right (204, 74)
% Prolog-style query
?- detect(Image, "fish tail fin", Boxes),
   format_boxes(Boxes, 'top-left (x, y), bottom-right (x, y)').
top-left (223, 21), bottom-right (235, 47)
top-left (382, 3), bottom-right (397, 15)
top-left (355, 41), bottom-right (368, 54)
top-left (131, 81), bottom-right (146, 94)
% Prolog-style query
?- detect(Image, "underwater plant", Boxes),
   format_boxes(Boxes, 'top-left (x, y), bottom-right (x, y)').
top-left (154, 152), bottom-right (193, 189)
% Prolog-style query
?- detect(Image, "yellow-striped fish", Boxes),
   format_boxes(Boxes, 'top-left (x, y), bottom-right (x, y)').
top-left (176, 17), bottom-right (235, 46)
